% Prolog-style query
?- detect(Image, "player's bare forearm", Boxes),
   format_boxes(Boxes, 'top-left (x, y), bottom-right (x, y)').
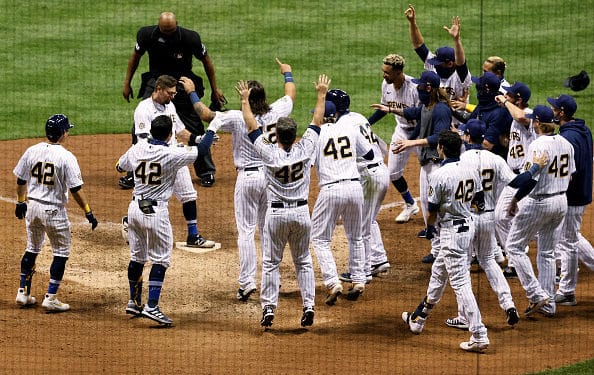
top-left (277, 58), bottom-right (296, 102)
top-left (179, 76), bottom-right (215, 122)
top-left (236, 80), bottom-right (258, 132)
top-left (123, 52), bottom-right (141, 102)
top-left (312, 74), bottom-right (330, 126)
top-left (405, 4), bottom-right (424, 48)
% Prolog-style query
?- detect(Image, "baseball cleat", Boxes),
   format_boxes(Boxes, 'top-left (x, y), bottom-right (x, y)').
top-left (338, 272), bottom-right (353, 283)
top-left (524, 298), bottom-right (549, 317)
top-left (125, 300), bottom-right (143, 316)
top-left (460, 340), bottom-right (488, 353)
top-left (325, 283), bottom-right (343, 306)
top-left (260, 305), bottom-right (275, 327)
top-left (16, 288), bottom-right (37, 307)
top-left (554, 293), bottom-right (577, 306)
top-left (200, 174), bottom-right (215, 187)
top-left (300, 306), bottom-right (315, 327)
top-left (417, 228), bottom-right (427, 238)
top-left (142, 305), bottom-right (173, 325)
top-left (445, 316), bottom-right (469, 330)
top-left (370, 261), bottom-right (391, 275)
top-left (345, 283), bottom-right (365, 301)
top-left (402, 312), bottom-right (425, 334)
top-left (503, 266), bottom-right (518, 279)
top-left (395, 202), bottom-right (420, 223)
top-left (421, 253), bottom-right (435, 264)
top-left (42, 294), bottom-right (70, 312)
top-left (186, 235), bottom-right (215, 248)
top-left (506, 307), bottom-right (520, 326)
top-left (236, 287), bottom-right (257, 302)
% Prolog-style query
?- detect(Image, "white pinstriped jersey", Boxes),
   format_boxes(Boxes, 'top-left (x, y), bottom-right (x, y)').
top-left (253, 127), bottom-right (319, 203)
top-left (381, 75), bottom-right (420, 129)
top-left (134, 97), bottom-right (185, 145)
top-left (526, 135), bottom-right (575, 197)
top-left (460, 149), bottom-right (516, 210)
top-left (424, 52), bottom-right (472, 102)
top-left (428, 160), bottom-right (482, 221)
top-left (14, 142), bottom-right (83, 206)
top-left (209, 95), bottom-right (293, 169)
top-left (507, 107), bottom-right (536, 172)
top-left (118, 142), bottom-right (198, 201)
top-left (346, 112), bottom-right (384, 170)
top-left (314, 114), bottom-right (373, 186)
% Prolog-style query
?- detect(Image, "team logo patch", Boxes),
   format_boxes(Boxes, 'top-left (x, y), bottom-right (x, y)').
top-left (428, 186), bottom-right (434, 196)
top-left (139, 122), bottom-right (145, 130)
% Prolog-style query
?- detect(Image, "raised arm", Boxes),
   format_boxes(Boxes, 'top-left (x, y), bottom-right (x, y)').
top-left (312, 74), bottom-right (331, 126)
top-left (236, 80), bottom-right (258, 132)
top-left (405, 4), bottom-right (424, 49)
top-left (444, 16), bottom-right (466, 67)
top-left (276, 58), bottom-right (296, 102)
top-left (180, 76), bottom-right (216, 122)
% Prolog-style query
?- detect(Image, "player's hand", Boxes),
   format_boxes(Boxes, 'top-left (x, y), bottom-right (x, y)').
top-left (392, 140), bottom-right (410, 154)
top-left (179, 76), bottom-right (196, 94)
top-left (122, 84), bottom-right (133, 102)
top-left (15, 202), bottom-right (27, 219)
top-left (210, 89), bottom-right (227, 109)
top-left (370, 103), bottom-right (391, 113)
top-left (450, 99), bottom-right (467, 111)
top-left (425, 225), bottom-right (437, 240)
top-left (235, 80), bottom-right (251, 102)
top-left (404, 4), bottom-right (416, 22)
top-left (507, 199), bottom-right (518, 217)
top-left (444, 16), bottom-right (460, 40)
top-left (495, 95), bottom-right (506, 106)
top-left (532, 150), bottom-right (549, 167)
top-left (85, 211), bottom-right (98, 230)
top-left (276, 58), bottom-right (292, 74)
top-left (315, 74), bottom-right (331, 94)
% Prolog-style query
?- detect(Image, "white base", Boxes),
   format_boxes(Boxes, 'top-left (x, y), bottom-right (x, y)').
top-left (175, 242), bottom-right (222, 254)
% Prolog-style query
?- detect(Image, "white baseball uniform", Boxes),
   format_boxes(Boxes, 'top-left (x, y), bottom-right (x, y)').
top-left (311, 112), bottom-right (373, 287)
top-left (506, 134), bottom-right (575, 313)
top-left (425, 159), bottom-right (488, 345)
top-left (134, 97), bottom-right (197, 204)
top-left (380, 76), bottom-right (421, 181)
top-left (118, 141), bottom-right (200, 267)
top-left (460, 147), bottom-right (517, 313)
top-left (251, 126), bottom-right (319, 311)
top-left (14, 142), bottom-right (84, 258)
top-left (209, 95), bottom-right (293, 292)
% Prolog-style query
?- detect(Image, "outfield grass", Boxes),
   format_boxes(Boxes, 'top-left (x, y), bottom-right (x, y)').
top-left (2, 0), bottom-right (592, 142)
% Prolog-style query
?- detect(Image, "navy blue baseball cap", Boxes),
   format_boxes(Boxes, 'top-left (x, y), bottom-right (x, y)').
top-left (502, 81), bottom-right (531, 102)
top-left (472, 72), bottom-right (501, 91)
top-left (311, 100), bottom-right (337, 118)
top-left (547, 94), bottom-right (577, 117)
top-left (526, 105), bottom-right (554, 123)
top-left (412, 71), bottom-right (441, 89)
top-left (458, 119), bottom-right (486, 138)
top-left (427, 46), bottom-right (455, 65)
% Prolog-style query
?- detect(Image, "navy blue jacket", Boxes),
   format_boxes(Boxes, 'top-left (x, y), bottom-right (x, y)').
top-left (559, 119), bottom-right (593, 206)
top-left (469, 101), bottom-right (512, 159)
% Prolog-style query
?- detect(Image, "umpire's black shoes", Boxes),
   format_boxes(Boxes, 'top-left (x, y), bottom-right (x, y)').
top-left (300, 306), bottom-right (314, 327)
top-left (200, 174), bottom-right (215, 187)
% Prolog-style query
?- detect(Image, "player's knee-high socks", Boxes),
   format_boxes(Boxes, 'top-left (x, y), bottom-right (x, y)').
top-left (392, 177), bottom-right (414, 205)
top-left (128, 261), bottom-right (144, 305)
top-left (48, 256), bottom-right (68, 294)
top-left (20, 251), bottom-right (38, 293)
top-left (147, 264), bottom-right (167, 308)
top-left (182, 201), bottom-right (198, 236)
top-left (411, 296), bottom-right (434, 320)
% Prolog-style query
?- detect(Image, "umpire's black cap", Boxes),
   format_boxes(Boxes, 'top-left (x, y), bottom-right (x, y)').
top-left (563, 70), bottom-right (590, 91)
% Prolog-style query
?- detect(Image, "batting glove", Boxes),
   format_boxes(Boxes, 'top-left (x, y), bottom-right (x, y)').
top-left (15, 202), bottom-right (27, 219)
top-left (425, 225), bottom-right (437, 240)
top-left (86, 211), bottom-right (98, 230)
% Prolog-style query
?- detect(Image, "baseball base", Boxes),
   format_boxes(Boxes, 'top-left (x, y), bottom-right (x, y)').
top-left (175, 242), bottom-right (222, 253)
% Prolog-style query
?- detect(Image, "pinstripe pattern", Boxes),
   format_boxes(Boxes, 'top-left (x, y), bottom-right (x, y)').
top-left (507, 108), bottom-right (536, 172)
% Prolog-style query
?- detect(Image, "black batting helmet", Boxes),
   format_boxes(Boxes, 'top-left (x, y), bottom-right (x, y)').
top-left (45, 114), bottom-right (74, 142)
top-left (150, 115), bottom-right (173, 141)
top-left (325, 89), bottom-right (350, 114)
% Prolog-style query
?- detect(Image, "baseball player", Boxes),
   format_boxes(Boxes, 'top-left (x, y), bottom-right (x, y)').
top-left (121, 11), bottom-right (225, 188)
top-left (392, 71), bottom-right (452, 264)
top-left (550, 95), bottom-right (592, 306)
top-left (444, 119), bottom-right (520, 330)
top-left (402, 130), bottom-right (489, 353)
top-left (368, 54), bottom-right (421, 225)
top-left (493, 82), bottom-right (535, 278)
top-left (339, 101), bottom-right (391, 283)
top-left (311, 89), bottom-right (374, 305)
top-left (14, 114), bottom-right (98, 312)
top-left (197, 58), bottom-right (295, 302)
top-left (117, 115), bottom-right (218, 325)
top-left (237, 74), bottom-right (329, 328)
top-left (126, 74), bottom-right (215, 249)
top-left (405, 5), bottom-right (472, 112)
top-left (504, 105), bottom-right (575, 317)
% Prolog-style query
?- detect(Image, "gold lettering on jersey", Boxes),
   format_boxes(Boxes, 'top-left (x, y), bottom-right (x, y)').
top-left (510, 131), bottom-right (521, 142)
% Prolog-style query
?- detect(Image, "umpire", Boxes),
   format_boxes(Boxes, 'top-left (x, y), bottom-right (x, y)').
top-left (122, 11), bottom-right (225, 187)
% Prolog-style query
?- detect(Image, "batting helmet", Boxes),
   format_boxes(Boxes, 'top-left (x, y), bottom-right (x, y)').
top-left (150, 115), bottom-right (173, 141)
top-left (45, 114), bottom-right (74, 142)
top-left (564, 70), bottom-right (590, 92)
top-left (326, 89), bottom-right (350, 114)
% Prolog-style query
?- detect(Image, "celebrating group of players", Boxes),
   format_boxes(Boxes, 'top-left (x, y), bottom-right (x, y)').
top-left (12, 5), bottom-right (592, 353)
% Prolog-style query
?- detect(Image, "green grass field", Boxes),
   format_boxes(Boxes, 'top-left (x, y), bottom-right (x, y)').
top-left (1, 2), bottom-right (593, 372)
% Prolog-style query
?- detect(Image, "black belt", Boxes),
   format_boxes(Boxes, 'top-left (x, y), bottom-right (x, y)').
top-left (244, 167), bottom-right (260, 172)
top-left (533, 191), bottom-right (565, 200)
top-left (367, 162), bottom-right (380, 169)
top-left (271, 200), bottom-right (308, 208)
top-left (420, 158), bottom-right (441, 166)
top-left (327, 178), bottom-right (359, 186)
top-left (403, 127), bottom-right (416, 131)
top-left (453, 219), bottom-right (466, 226)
